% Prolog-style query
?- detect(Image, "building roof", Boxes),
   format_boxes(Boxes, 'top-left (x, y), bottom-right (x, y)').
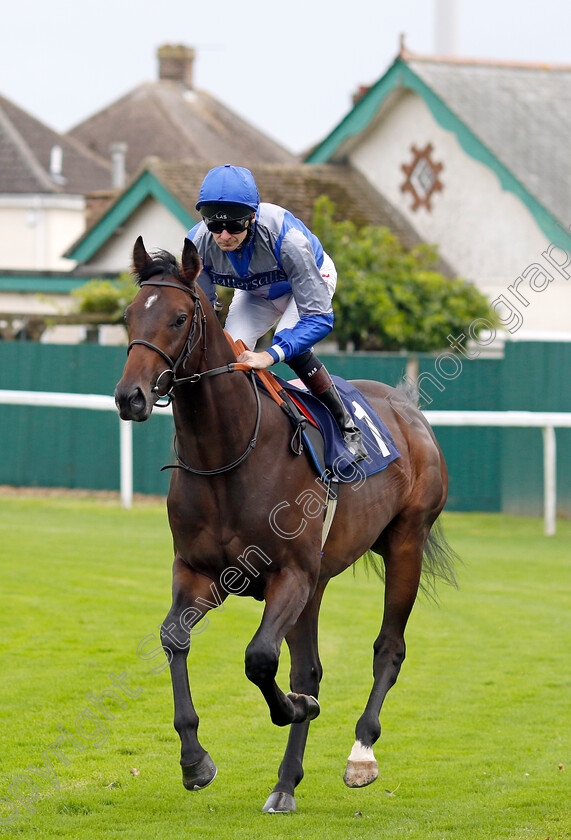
top-left (306, 50), bottom-right (571, 240)
top-left (67, 46), bottom-right (296, 176)
top-left (67, 158), bottom-right (454, 274)
top-left (0, 93), bottom-right (111, 195)
top-left (146, 158), bottom-right (424, 241)
top-left (407, 54), bottom-right (571, 227)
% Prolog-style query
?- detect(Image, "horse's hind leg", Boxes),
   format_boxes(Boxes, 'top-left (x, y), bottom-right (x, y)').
top-left (344, 518), bottom-right (428, 788)
top-left (262, 584), bottom-right (325, 814)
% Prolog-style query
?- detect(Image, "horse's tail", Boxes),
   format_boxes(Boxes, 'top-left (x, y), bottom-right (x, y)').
top-left (420, 517), bottom-right (460, 598)
top-left (394, 375), bottom-right (420, 407)
top-left (360, 516), bottom-right (460, 600)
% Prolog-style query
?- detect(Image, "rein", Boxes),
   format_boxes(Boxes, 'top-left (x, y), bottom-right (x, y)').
top-left (163, 372), bottom-right (261, 476)
top-left (128, 276), bottom-right (261, 476)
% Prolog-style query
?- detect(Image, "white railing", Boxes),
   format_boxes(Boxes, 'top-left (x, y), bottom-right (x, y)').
top-left (0, 389), bottom-right (171, 510)
top-left (423, 410), bottom-right (571, 536)
top-left (0, 390), bottom-right (569, 534)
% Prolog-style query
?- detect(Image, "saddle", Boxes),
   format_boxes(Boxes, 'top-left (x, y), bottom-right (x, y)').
top-left (224, 334), bottom-right (400, 549)
top-left (224, 334), bottom-right (400, 482)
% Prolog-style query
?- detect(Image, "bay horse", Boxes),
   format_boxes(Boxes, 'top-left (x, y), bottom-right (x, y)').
top-left (115, 236), bottom-right (456, 813)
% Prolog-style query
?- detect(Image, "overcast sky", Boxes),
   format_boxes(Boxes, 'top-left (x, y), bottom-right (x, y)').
top-left (1, 0), bottom-right (569, 155)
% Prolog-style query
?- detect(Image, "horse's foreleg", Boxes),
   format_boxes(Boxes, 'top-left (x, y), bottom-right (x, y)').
top-left (262, 584), bottom-right (325, 814)
top-left (161, 557), bottom-right (227, 791)
top-left (344, 526), bottom-right (425, 788)
top-left (245, 567), bottom-right (319, 729)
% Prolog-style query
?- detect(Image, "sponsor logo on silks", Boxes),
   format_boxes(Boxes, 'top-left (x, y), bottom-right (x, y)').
top-left (207, 268), bottom-right (287, 290)
top-left (322, 273), bottom-right (331, 278)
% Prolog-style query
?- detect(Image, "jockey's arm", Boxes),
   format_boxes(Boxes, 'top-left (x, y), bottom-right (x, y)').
top-left (263, 229), bottom-right (334, 365)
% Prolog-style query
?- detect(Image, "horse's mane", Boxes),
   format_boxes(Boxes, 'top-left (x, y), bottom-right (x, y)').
top-left (133, 249), bottom-right (186, 286)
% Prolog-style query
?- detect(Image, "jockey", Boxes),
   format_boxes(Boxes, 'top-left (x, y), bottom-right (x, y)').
top-left (187, 164), bottom-right (367, 461)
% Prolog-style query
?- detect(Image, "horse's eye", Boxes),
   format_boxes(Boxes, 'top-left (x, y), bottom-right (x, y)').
top-left (175, 314), bottom-right (188, 327)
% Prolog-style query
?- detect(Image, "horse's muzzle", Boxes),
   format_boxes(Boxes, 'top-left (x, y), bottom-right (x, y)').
top-left (114, 383), bottom-right (152, 421)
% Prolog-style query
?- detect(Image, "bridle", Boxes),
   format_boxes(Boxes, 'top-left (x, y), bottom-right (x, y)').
top-left (126, 276), bottom-right (261, 476)
top-left (127, 278), bottom-right (207, 400)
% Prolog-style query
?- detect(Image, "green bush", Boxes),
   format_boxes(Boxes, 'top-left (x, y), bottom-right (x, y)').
top-left (312, 196), bottom-right (490, 352)
top-left (71, 274), bottom-right (137, 321)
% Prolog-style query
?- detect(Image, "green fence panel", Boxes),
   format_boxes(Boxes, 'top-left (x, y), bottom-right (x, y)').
top-left (271, 353), bottom-right (409, 387)
top-left (498, 342), bottom-right (571, 516)
top-left (1, 342), bottom-right (570, 513)
top-left (434, 427), bottom-right (502, 512)
top-left (415, 354), bottom-right (504, 512)
top-left (0, 344), bottom-right (174, 495)
top-left (501, 342), bottom-right (571, 411)
top-left (131, 416), bottom-right (174, 496)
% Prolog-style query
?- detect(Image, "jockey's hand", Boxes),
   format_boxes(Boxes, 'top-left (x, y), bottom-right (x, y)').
top-left (236, 350), bottom-right (274, 370)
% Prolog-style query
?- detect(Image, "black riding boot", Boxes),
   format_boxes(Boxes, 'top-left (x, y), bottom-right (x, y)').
top-left (288, 351), bottom-right (368, 462)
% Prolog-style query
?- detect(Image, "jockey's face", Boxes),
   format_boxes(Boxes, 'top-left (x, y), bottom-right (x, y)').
top-left (212, 228), bottom-right (249, 251)
top-left (212, 213), bottom-right (256, 252)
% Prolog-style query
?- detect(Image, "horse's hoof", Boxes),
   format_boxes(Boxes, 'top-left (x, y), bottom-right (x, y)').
top-left (262, 790), bottom-right (296, 813)
top-left (287, 692), bottom-right (321, 722)
top-left (343, 759), bottom-right (379, 788)
top-left (181, 752), bottom-right (217, 790)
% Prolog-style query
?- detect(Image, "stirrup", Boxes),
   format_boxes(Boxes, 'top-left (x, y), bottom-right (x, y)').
top-left (342, 428), bottom-right (368, 462)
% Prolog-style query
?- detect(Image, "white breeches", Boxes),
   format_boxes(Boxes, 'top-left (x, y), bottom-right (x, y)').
top-left (224, 252), bottom-right (337, 350)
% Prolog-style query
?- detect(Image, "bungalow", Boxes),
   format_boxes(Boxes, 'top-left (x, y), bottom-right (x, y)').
top-left (305, 43), bottom-right (571, 339)
top-left (64, 157), bottom-right (433, 276)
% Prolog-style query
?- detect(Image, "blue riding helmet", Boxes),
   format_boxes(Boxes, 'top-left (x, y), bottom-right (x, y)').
top-left (196, 164), bottom-right (260, 214)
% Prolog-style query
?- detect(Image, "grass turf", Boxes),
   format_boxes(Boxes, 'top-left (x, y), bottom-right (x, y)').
top-left (0, 495), bottom-right (569, 839)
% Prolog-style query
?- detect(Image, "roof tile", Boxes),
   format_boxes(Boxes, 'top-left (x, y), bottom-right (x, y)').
top-left (0, 94), bottom-right (111, 195)
top-left (67, 81), bottom-right (296, 176)
top-left (75, 158), bottom-right (455, 277)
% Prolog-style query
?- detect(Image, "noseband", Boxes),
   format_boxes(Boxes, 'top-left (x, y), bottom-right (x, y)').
top-left (126, 276), bottom-right (261, 476)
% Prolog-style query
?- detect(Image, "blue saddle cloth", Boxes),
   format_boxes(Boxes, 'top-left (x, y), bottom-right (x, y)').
top-left (273, 375), bottom-right (401, 483)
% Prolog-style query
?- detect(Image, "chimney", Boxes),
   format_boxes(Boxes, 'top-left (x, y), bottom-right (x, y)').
top-left (49, 145), bottom-right (66, 184)
top-left (352, 85), bottom-right (371, 107)
top-left (434, 0), bottom-right (460, 55)
top-left (110, 142), bottom-right (128, 189)
top-left (157, 44), bottom-right (195, 88)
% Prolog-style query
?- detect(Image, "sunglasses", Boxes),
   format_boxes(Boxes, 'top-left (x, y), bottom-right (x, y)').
top-left (203, 215), bottom-right (253, 235)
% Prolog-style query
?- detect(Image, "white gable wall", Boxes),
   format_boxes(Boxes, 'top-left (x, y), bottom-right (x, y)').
top-left (349, 90), bottom-right (571, 334)
top-left (85, 197), bottom-right (189, 273)
top-left (0, 195), bottom-right (84, 270)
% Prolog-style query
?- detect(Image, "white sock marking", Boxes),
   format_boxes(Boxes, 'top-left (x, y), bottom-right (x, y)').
top-left (347, 740), bottom-right (376, 762)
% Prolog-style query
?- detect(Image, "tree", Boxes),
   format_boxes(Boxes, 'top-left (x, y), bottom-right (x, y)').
top-left (311, 196), bottom-right (490, 352)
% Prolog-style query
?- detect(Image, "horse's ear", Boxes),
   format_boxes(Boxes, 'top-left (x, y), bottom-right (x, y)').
top-left (181, 238), bottom-right (202, 286)
top-left (133, 236), bottom-right (152, 277)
